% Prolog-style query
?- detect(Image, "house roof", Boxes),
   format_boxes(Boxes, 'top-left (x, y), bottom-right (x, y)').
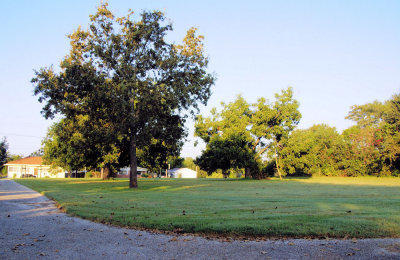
top-left (5, 156), bottom-right (44, 166)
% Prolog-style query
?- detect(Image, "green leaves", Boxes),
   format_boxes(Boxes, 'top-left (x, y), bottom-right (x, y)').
top-left (280, 93), bottom-right (400, 177)
top-left (195, 88), bottom-right (301, 178)
top-left (0, 137), bottom-right (8, 170)
top-left (33, 3), bottom-right (215, 186)
top-left (195, 134), bottom-right (255, 177)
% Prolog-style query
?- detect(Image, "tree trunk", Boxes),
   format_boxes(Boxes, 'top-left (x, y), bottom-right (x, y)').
top-left (102, 167), bottom-right (112, 180)
top-left (245, 167), bottom-right (251, 179)
top-left (129, 138), bottom-right (138, 188)
top-left (275, 149), bottom-right (282, 180)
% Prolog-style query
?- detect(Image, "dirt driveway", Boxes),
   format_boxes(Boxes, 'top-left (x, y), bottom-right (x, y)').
top-left (1, 179), bottom-right (399, 260)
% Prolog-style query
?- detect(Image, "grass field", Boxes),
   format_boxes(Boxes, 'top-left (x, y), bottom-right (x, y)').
top-left (15, 177), bottom-right (400, 238)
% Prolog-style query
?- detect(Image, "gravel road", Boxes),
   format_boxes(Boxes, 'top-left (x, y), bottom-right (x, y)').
top-left (1, 179), bottom-right (399, 260)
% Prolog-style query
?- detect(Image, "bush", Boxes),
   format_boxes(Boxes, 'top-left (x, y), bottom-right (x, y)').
top-left (1, 167), bottom-right (7, 177)
top-left (86, 171), bottom-right (101, 178)
top-left (262, 161), bottom-right (276, 177)
top-left (197, 170), bottom-right (208, 178)
top-left (392, 169), bottom-right (400, 177)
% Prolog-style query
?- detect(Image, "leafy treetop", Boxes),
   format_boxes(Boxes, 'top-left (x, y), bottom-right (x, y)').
top-left (33, 2), bottom-right (215, 187)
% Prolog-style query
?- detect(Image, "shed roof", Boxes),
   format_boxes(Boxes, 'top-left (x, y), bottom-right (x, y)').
top-left (5, 156), bottom-right (44, 166)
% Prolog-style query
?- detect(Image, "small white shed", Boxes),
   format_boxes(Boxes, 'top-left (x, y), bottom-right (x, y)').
top-left (169, 168), bottom-right (197, 178)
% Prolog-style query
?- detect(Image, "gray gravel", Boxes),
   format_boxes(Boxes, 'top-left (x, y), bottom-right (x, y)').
top-left (1, 179), bottom-right (399, 260)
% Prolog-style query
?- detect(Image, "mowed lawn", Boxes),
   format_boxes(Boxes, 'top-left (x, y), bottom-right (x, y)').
top-left (15, 177), bottom-right (400, 238)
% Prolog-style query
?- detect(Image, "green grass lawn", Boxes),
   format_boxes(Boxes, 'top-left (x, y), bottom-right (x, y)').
top-left (15, 177), bottom-right (400, 238)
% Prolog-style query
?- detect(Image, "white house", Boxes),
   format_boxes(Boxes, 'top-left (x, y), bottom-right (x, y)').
top-left (5, 157), bottom-right (65, 178)
top-left (169, 168), bottom-right (197, 178)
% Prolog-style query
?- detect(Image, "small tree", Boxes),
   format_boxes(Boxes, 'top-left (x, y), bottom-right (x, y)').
top-left (43, 119), bottom-right (93, 177)
top-left (182, 157), bottom-right (196, 170)
top-left (43, 115), bottom-right (124, 179)
top-left (195, 134), bottom-right (255, 178)
top-left (0, 137), bottom-right (8, 172)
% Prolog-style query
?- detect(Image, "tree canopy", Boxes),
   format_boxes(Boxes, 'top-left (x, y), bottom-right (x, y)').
top-left (33, 3), bottom-right (215, 187)
top-left (195, 87), bottom-right (301, 179)
top-left (0, 137), bottom-right (8, 171)
top-left (278, 93), bottom-right (400, 177)
top-left (42, 117), bottom-right (103, 175)
top-left (195, 134), bottom-right (255, 178)
top-left (279, 124), bottom-right (343, 176)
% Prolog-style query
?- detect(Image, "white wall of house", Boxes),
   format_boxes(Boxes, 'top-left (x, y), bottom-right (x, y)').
top-left (169, 168), bottom-right (197, 178)
top-left (7, 165), bottom-right (65, 178)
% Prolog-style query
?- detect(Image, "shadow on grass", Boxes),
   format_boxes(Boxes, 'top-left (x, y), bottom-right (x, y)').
top-left (14, 177), bottom-right (400, 238)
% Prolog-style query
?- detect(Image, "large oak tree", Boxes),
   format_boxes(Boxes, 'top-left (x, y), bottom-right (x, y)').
top-left (33, 3), bottom-right (215, 187)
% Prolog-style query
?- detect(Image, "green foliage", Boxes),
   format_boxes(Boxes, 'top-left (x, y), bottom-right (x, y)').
top-left (195, 88), bottom-right (301, 179)
top-left (346, 100), bottom-right (387, 127)
top-left (182, 157), bottom-right (197, 170)
top-left (280, 93), bottom-right (400, 177)
top-left (0, 137), bottom-right (8, 171)
top-left (340, 126), bottom-right (383, 176)
top-left (168, 156), bottom-right (184, 169)
top-left (280, 124), bottom-right (342, 176)
top-left (136, 139), bottom-right (184, 173)
top-left (29, 148), bottom-right (44, 157)
top-left (195, 134), bottom-right (256, 178)
top-left (86, 171), bottom-right (101, 178)
top-left (7, 154), bottom-right (22, 162)
top-left (42, 118), bottom-right (101, 172)
top-left (339, 94), bottom-right (400, 176)
top-left (1, 166), bottom-right (7, 177)
top-left (32, 3), bottom-right (215, 187)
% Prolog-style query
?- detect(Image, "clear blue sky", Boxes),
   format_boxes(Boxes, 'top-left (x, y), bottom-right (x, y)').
top-left (1, 0), bottom-right (399, 158)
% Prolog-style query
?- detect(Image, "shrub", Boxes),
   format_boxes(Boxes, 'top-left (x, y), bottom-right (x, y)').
top-left (1, 167), bottom-right (7, 177)
top-left (86, 171), bottom-right (101, 178)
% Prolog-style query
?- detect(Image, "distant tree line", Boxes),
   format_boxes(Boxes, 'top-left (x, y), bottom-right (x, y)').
top-left (277, 94), bottom-right (400, 177)
top-left (195, 90), bottom-right (400, 178)
top-left (0, 137), bottom-right (24, 176)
